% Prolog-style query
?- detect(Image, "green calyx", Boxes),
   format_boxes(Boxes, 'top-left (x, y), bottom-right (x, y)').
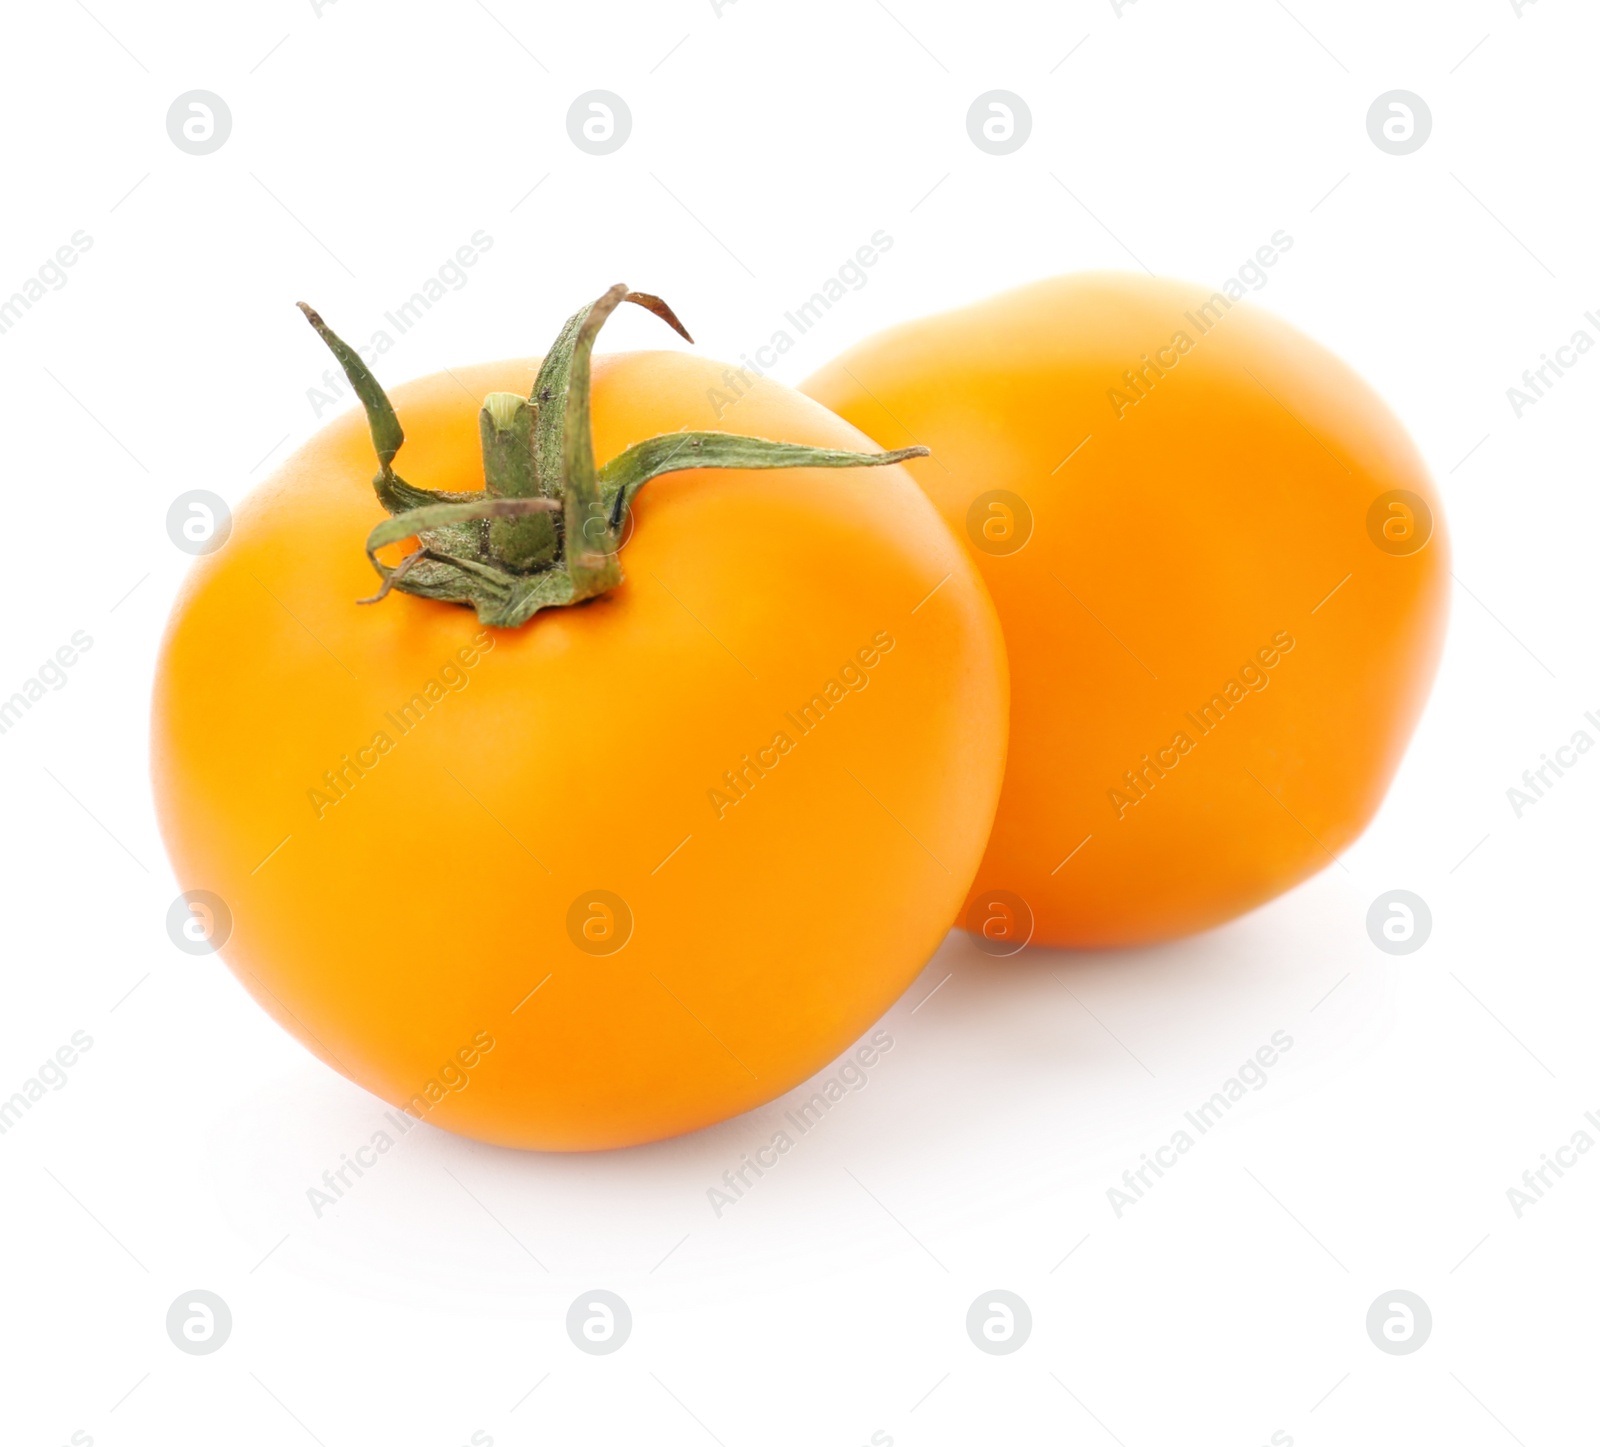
top-left (298, 285), bottom-right (929, 628)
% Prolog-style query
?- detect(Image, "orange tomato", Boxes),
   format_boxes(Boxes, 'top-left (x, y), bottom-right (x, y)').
top-left (804, 273), bottom-right (1448, 948)
top-left (152, 320), bottom-right (1007, 1149)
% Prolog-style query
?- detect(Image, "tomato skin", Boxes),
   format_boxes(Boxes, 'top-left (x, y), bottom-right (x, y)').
top-left (803, 273), bottom-right (1448, 948)
top-left (152, 350), bottom-right (1007, 1150)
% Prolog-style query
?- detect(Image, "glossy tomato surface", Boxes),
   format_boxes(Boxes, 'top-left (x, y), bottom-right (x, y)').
top-left (152, 350), bottom-right (1007, 1148)
top-left (804, 273), bottom-right (1448, 947)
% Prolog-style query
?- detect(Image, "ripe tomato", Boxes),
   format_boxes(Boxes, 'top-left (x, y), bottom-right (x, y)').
top-left (152, 289), bottom-right (1007, 1149)
top-left (804, 273), bottom-right (1448, 947)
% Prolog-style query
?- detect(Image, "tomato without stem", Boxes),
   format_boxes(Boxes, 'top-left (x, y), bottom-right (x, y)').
top-left (804, 273), bottom-right (1448, 948)
top-left (153, 292), bottom-right (1007, 1150)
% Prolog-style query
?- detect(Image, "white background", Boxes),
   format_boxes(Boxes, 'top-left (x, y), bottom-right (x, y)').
top-left (1, 1), bottom-right (1595, 1443)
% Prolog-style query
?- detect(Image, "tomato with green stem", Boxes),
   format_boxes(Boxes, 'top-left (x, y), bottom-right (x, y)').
top-left (152, 284), bottom-right (1008, 1149)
